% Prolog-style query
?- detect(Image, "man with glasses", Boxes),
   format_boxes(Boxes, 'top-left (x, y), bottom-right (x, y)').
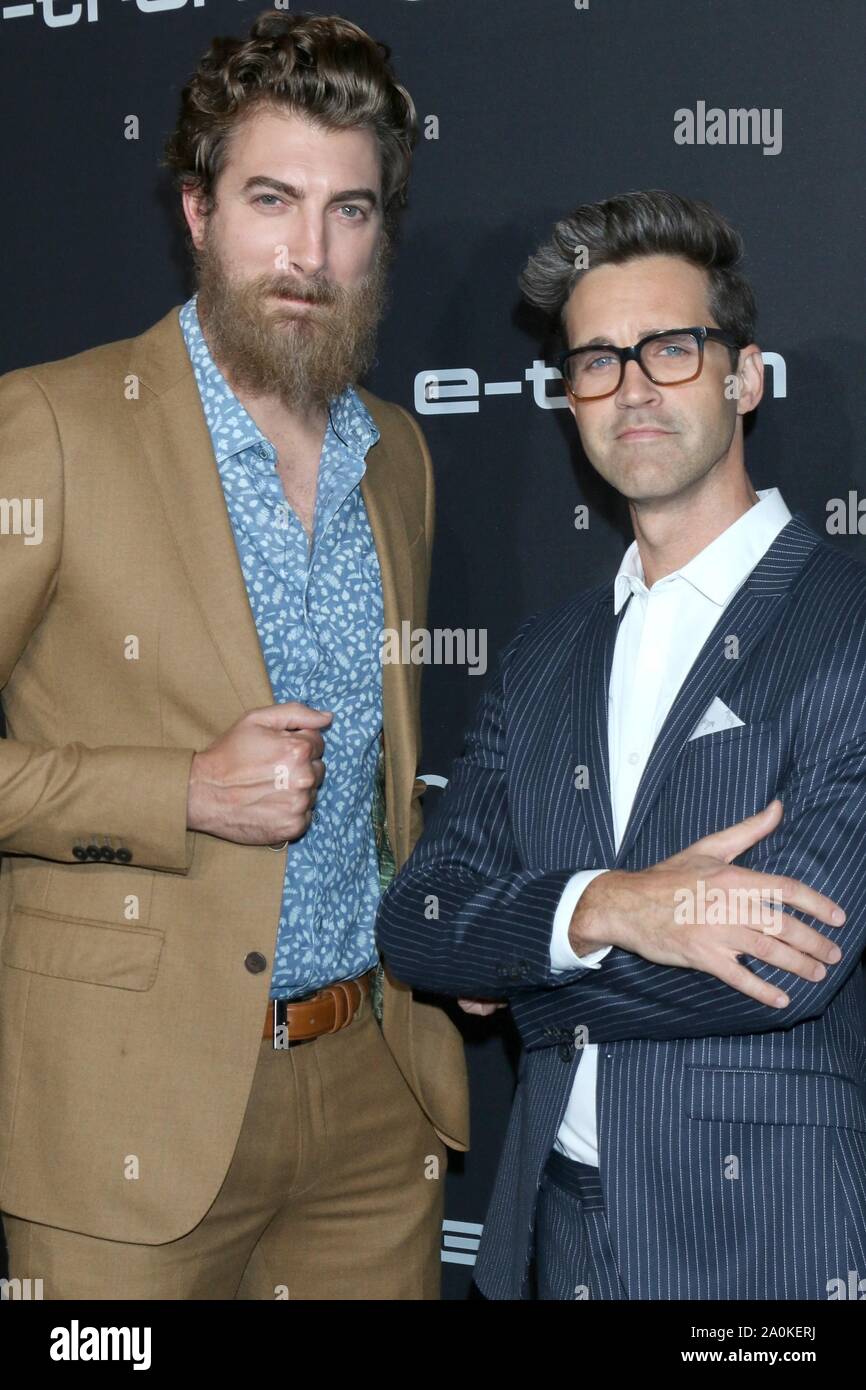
top-left (377, 189), bottom-right (866, 1299)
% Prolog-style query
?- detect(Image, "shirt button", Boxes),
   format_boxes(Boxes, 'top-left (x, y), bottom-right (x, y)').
top-left (627, 751), bottom-right (639, 765)
top-left (256, 443), bottom-right (270, 460)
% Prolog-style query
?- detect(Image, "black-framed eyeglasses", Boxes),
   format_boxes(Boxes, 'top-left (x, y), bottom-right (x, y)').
top-left (557, 326), bottom-right (740, 401)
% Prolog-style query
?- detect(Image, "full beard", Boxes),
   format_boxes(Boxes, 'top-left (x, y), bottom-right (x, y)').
top-left (192, 229), bottom-right (391, 412)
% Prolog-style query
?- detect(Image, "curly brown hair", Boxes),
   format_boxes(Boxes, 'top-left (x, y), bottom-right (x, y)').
top-left (162, 9), bottom-right (417, 247)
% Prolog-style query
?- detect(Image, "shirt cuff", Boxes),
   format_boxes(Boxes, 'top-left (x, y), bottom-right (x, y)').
top-left (549, 869), bottom-right (612, 971)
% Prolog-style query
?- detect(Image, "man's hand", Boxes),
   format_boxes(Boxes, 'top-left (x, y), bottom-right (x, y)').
top-left (457, 999), bottom-right (508, 1015)
top-left (569, 799), bottom-right (846, 1008)
top-left (186, 702), bottom-right (332, 845)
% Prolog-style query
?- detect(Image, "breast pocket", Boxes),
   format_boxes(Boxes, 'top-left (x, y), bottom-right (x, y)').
top-left (665, 716), bottom-right (790, 844)
top-left (686, 715), bottom-right (777, 750)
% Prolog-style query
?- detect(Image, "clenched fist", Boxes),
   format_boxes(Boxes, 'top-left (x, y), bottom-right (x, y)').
top-left (186, 702), bottom-right (332, 846)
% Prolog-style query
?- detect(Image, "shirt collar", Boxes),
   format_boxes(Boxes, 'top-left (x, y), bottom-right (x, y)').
top-left (178, 291), bottom-right (379, 466)
top-left (613, 487), bottom-right (793, 613)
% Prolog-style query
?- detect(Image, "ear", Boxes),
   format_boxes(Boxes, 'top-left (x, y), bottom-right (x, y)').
top-left (181, 185), bottom-right (209, 251)
top-left (732, 344), bottom-right (764, 415)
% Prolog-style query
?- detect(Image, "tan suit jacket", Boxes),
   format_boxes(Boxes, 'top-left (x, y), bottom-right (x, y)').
top-left (0, 305), bottom-right (469, 1243)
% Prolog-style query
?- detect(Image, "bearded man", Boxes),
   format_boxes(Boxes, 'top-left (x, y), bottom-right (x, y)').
top-left (0, 10), bottom-right (467, 1300)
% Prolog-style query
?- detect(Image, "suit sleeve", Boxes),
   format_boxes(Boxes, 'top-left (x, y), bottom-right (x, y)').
top-left (376, 619), bottom-right (600, 996)
top-left (0, 369), bottom-right (195, 872)
top-left (511, 701), bottom-right (866, 1051)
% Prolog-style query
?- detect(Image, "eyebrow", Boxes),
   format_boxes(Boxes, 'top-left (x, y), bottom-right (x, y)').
top-left (241, 175), bottom-right (379, 209)
top-left (572, 328), bottom-right (673, 348)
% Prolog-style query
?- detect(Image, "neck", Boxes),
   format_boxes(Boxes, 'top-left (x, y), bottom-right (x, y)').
top-left (231, 386), bottom-right (329, 446)
top-left (630, 461), bottom-right (759, 588)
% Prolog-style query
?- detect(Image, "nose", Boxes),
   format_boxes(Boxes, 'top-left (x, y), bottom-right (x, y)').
top-left (284, 209), bottom-right (328, 279)
top-left (615, 356), bottom-right (662, 408)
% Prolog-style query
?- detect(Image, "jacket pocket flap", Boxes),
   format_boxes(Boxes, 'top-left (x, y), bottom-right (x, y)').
top-left (687, 1065), bottom-right (866, 1130)
top-left (2, 908), bottom-right (163, 991)
top-left (41, 863), bottom-right (155, 925)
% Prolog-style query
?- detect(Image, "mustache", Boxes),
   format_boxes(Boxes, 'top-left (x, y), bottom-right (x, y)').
top-left (261, 277), bottom-right (338, 306)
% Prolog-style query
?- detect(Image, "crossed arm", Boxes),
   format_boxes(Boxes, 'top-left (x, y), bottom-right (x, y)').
top-left (511, 722), bottom-right (866, 1049)
top-left (377, 627), bottom-right (866, 1049)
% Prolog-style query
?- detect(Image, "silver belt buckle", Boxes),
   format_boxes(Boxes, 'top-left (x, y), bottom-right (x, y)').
top-left (273, 998), bottom-right (288, 1050)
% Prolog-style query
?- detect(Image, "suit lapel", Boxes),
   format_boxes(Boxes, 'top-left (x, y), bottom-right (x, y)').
top-left (359, 437), bottom-right (413, 689)
top-left (570, 513), bottom-right (821, 869)
top-left (358, 424), bottom-right (417, 868)
top-left (129, 308), bottom-right (273, 719)
top-left (611, 512), bottom-right (821, 865)
top-left (569, 592), bottom-right (628, 865)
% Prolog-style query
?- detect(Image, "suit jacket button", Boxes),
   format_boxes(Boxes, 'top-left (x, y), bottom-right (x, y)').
top-left (85, 844), bottom-right (100, 860)
top-left (98, 846), bottom-right (115, 861)
top-left (557, 1043), bottom-right (573, 1062)
top-left (72, 846), bottom-right (87, 861)
top-left (244, 951), bottom-right (268, 974)
top-left (115, 848), bottom-right (132, 864)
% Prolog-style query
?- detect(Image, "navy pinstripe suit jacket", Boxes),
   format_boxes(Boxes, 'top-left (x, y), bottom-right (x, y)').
top-left (377, 511), bottom-right (866, 1299)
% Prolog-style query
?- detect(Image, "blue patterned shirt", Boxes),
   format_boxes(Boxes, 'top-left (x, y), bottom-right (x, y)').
top-left (179, 293), bottom-right (384, 998)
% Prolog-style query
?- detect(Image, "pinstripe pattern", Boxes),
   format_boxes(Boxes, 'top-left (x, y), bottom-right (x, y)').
top-left (536, 1155), bottom-right (627, 1300)
top-left (376, 511), bottom-right (866, 1298)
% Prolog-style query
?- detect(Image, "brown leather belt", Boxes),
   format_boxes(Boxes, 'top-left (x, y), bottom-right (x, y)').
top-left (263, 969), bottom-right (373, 1047)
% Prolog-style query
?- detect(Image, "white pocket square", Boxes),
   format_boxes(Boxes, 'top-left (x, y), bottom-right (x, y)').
top-left (688, 696), bottom-right (746, 741)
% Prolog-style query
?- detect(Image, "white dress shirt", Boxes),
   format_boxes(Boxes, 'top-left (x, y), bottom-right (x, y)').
top-left (548, 487), bottom-right (793, 1164)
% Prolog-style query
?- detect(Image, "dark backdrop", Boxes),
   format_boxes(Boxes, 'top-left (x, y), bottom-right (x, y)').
top-left (2, 0), bottom-right (864, 1299)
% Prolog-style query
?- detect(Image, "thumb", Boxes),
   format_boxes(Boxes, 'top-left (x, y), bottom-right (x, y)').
top-left (252, 702), bottom-right (333, 731)
top-left (695, 798), bottom-right (783, 863)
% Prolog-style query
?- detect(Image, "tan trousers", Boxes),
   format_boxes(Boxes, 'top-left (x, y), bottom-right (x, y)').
top-left (3, 986), bottom-right (447, 1298)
